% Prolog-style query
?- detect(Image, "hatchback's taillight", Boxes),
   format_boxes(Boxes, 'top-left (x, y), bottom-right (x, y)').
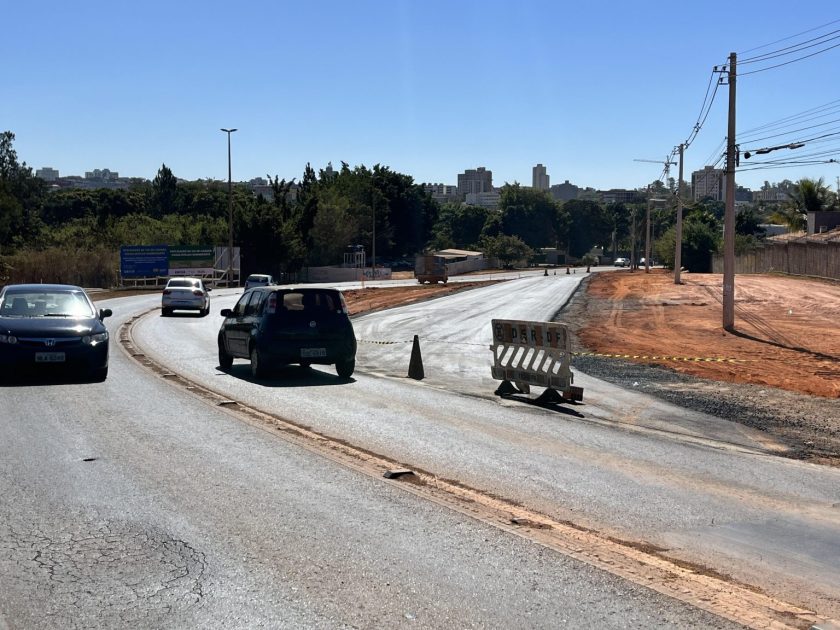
top-left (266, 293), bottom-right (277, 314)
top-left (193, 290), bottom-right (203, 296)
top-left (163, 289), bottom-right (171, 295)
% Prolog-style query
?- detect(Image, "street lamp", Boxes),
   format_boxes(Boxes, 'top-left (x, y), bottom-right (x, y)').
top-left (221, 128), bottom-right (237, 287)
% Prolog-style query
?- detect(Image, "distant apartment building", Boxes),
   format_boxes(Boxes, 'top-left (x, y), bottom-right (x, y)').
top-left (532, 164), bottom-right (549, 191)
top-left (752, 187), bottom-right (787, 203)
top-left (35, 167), bottom-right (59, 181)
top-left (85, 168), bottom-right (119, 181)
top-left (465, 190), bottom-right (501, 209)
top-left (600, 189), bottom-right (639, 204)
top-left (691, 166), bottom-right (726, 202)
top-left (424, 183), bottom-right (461, 205)
top-left (457, 167), bottom-right (493, 197)
top-left (550, 180), bottom-right (580, 201)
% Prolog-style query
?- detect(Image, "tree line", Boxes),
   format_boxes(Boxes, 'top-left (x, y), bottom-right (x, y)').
top-left (2, 130), bottom-right (833, 286)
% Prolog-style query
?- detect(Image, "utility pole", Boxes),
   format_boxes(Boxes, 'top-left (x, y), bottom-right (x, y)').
top-left (674, 143), bottom-right (685, 284)
top-left (723, 53), bottom-right (737, 331)
top-left (644, 185), bottom-right (651, 273)
top-left (630, 209), bottom-right (637, 272)
top-left (221, 128), bottom-right (238, 287)
top-left (371, 194), bottom-right (376, 280)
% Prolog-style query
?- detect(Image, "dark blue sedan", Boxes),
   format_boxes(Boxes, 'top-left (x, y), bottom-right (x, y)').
top-left (0, 284), bottom-right (112, 381)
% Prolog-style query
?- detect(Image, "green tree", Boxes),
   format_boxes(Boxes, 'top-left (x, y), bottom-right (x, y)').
top-left (151, 164), bottom-right (178, 217)
top-left (309, 188), bottom-right (358, 266)
top-left (498, 184), bottom-right (559, 248)
top-left (479, 234), bottom-right (533, 268)
top-left (563, 199), bottom-right (610, 258)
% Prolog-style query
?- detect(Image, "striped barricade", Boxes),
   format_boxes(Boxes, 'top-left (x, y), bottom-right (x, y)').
top-left (490, 319), bottom-right (583, 401)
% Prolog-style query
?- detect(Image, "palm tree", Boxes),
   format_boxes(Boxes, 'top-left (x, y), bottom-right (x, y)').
top-left (769, 177), bottom-right (830, 232)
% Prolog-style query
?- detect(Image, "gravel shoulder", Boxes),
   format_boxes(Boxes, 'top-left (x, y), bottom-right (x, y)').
top-left (557, 272), bottom-right (840, 466)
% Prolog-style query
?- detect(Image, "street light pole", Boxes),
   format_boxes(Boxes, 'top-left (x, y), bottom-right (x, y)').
top-left (221, 128), bottom-right (238, 287)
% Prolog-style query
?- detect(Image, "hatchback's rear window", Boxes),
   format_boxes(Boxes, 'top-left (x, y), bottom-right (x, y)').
top-left (279, 291), bottom-right (340, 314)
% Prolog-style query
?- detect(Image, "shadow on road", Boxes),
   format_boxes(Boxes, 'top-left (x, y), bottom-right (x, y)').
top-left (498, 394), bottom-right (585, 418)
top-left (217, 364), bottom-right (355, 387)
top-left (0, 370), bottom-right (105, 387)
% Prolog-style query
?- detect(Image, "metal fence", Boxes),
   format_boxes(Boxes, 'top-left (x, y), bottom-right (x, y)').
top-left (712, 236), bottom-right (840, 280)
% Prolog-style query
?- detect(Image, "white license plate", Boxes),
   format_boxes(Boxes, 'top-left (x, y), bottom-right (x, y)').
top-left (301, 348), bottom-right (327, 358)
top-left (35, 352), bottom-right (66, 363)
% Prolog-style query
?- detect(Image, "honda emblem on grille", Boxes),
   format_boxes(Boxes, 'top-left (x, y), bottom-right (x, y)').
top-left (45, 339), bottom-right (56, 347)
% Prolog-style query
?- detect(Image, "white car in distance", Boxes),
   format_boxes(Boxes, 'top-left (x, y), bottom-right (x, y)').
top-left (161, 277), bottom-right (211, 317)
top-left (244, 274), bottom-right (274, 291)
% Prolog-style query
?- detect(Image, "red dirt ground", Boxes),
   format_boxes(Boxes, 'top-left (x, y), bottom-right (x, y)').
top-left (575, 270), bottom-right (840, 399)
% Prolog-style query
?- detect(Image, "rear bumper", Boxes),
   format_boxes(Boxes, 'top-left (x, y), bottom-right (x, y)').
top-left (257, 338), bottom-right (356, 366)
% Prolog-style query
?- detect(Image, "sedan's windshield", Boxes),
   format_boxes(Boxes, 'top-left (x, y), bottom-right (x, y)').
top-left (0, 290), bottom-right (96, 318)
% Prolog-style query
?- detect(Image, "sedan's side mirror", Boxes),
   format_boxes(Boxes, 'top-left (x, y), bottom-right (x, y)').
top-left (99, 308), bottom-right (112, 320)
top-left (220, 308), bottom-right (232, 317)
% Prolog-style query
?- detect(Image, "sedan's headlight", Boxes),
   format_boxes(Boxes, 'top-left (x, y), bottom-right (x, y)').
top-left (82, 332), bottom-right (109, 346)
top-left (0, 334), bottom-right (18, 344)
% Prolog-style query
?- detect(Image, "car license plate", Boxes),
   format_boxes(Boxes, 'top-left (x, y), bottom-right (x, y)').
top-left (301, 348), bottom-right (327, 358)
top-left (35, 352), bottom-right (66, 363)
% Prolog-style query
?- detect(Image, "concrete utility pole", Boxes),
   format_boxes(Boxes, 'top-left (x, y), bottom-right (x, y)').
top-left (643, 184), bottom-right (651, 273)
top-left (644, 198), bottom-right (651, 273)
top-left (674, 143), bottom-right (685, 284)
top-left (723, 53), bottom-right (737, 331)
top-left (630, 210), bottom-right (637, 272)
top-left (221, 128), bottom-right (238, 287)
top-left (371, 194), bottom-right (376, 279)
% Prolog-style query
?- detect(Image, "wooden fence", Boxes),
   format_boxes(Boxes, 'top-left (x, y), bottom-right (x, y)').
top-left (712, 235), bottom-right (840, 280)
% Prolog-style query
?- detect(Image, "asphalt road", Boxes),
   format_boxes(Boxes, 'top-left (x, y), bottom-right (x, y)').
top-left (130, 274), bottom-right (840, 620)
top-left (0, 284), bottom-right (745, 628)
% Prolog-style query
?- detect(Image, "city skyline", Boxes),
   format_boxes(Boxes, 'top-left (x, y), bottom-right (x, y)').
top-left (4, 1), bottom-right (840, 192)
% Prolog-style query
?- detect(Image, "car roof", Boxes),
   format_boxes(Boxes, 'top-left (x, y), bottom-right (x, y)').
top-left (250, 286), bottom-right (338, 293)
top-left (167, 277), bottom-right (202, 282)
top-left (1, 283), bottom-right (85, 292)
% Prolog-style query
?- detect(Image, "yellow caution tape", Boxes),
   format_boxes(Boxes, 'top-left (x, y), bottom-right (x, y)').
top-left (572, 351), bottom-right (750, 363)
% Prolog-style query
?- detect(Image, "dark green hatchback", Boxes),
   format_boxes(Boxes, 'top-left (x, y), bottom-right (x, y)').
top-left (218, 287), bottom-right (357, 379)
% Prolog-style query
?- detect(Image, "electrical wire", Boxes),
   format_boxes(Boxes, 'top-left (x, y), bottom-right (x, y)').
top-left (740, 119), bottom-right (840, 146)
top-left (739, 30), bottom-right (840, 64)
top-left (739, 18), bottom-right (840, 55)
top-left (738, 102), bottom-right (840, 140)
top-left (740, 40), bottom-right (840, 76)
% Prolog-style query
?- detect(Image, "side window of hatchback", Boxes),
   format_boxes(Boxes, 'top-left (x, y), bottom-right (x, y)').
top-left (245, 290), bottom-right (265, 316)
top-left (232, 294), bottom-right (250, 316)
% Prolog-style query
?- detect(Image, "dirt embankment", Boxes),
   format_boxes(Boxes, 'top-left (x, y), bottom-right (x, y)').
top-left (572, 270), bottom-right (840, 399)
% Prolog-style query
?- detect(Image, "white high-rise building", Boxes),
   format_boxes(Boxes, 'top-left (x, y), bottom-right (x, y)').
top-left (691, 166), bottom-right (726, 202)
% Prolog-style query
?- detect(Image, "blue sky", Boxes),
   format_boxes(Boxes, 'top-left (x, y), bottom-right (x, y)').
top-left (3, 0), bottom-right (840, 192)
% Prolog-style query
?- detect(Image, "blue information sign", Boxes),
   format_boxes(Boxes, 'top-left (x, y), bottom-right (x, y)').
top-left (120, 245), bottom-right (170, 278)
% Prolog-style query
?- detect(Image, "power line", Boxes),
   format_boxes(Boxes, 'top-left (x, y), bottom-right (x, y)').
top-left (740, 30), bottom-right (840, 64)
top-left (739, 18), bottom-right (840, 55)
top-left (738, 101), bottom-right (840, 139)
top-left (740, 40), bottom-right (840, 76)
top-left (739, 118), bottom-right (840, 146)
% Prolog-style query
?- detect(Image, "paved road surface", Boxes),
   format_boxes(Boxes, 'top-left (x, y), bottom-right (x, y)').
top-left (0, 288), bottom-right (743, 628)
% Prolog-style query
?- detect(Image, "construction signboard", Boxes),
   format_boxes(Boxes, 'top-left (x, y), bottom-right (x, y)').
top-left (489, 318), bottom-right (582, 400)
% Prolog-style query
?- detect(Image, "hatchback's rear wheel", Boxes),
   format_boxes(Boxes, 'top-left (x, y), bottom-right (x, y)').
top-left (161, 307), bottom-right (172, 317)
top-left (218, 341), bottom-right (233, 369)
top-left (250, 345), bottom-right (267, 378)
top-left (336, 359), bottom-right (355, 379)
